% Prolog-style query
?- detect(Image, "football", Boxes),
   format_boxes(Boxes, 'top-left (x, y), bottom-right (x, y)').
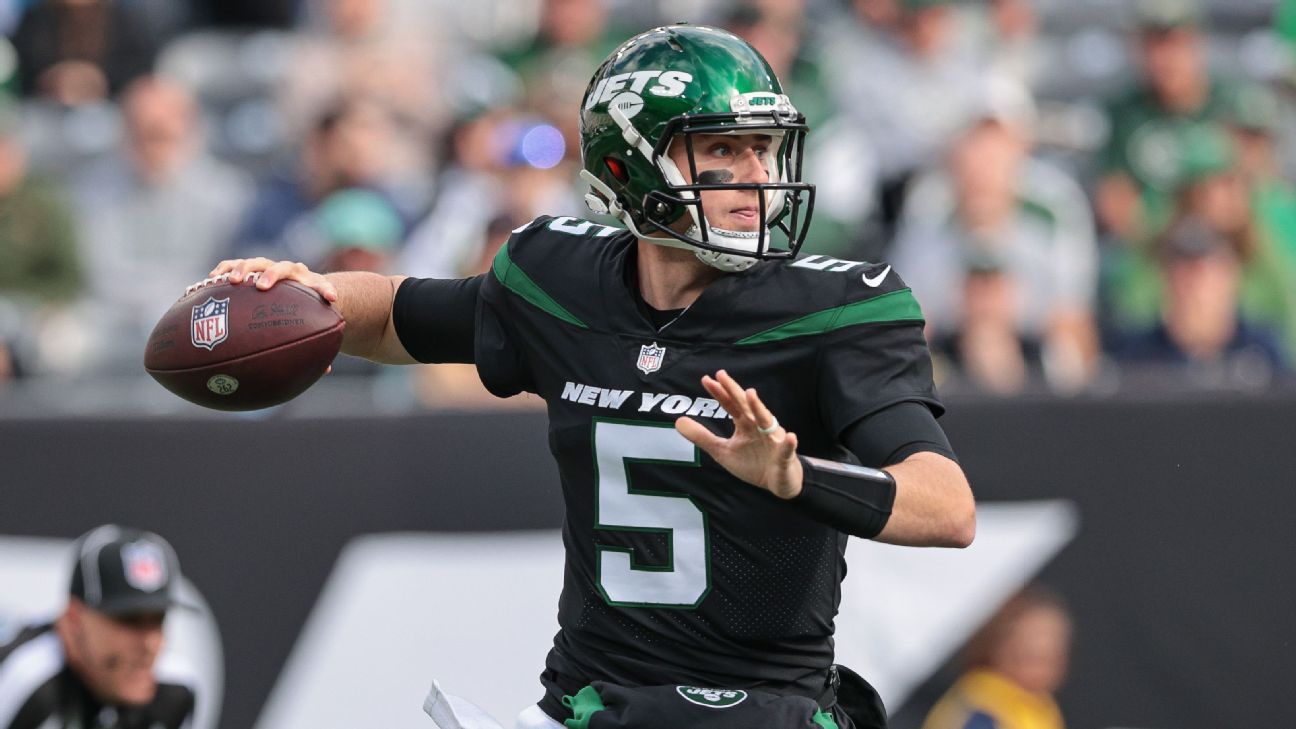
top-left (144, 274), bottom-right (345, 411)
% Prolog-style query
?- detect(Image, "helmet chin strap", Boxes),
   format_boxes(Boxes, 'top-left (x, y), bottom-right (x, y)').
top-left (688, 168), bottom-right (763, 272)
top-left (580, 169), bottom-right (695, 252)
top-left (686, 224), bottom-right (761, 272)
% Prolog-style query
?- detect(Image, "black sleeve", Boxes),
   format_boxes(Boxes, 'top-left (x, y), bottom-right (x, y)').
top-left (473, 261), bottom-right (537, 398)
top-left (0, 625), bottom-right (62, 729)
top-left (816, 321), bottom-right (944, 438)
top-left (841, 400), bottom-right (958, 468)
top-left (391, 275), bottom-right (484, 364)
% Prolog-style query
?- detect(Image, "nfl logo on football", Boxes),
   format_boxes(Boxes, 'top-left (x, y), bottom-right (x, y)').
top-left (637, 342), bottom-right (666, 375)
top-left (121, 541), bottom-right (167, 592)
top-left (191, 296), bottom-right (229, 351)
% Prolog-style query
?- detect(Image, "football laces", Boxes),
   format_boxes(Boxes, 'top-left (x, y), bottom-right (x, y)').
top-left (184, 271), bottom-right (259, 298)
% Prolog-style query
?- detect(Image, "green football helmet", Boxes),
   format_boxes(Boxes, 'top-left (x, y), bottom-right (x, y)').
top-left (578, 24), bottom-right (815, 272)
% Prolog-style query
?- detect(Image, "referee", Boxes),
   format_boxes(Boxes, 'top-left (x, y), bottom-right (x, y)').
top-left (0, 525), bottom-right (198, 729)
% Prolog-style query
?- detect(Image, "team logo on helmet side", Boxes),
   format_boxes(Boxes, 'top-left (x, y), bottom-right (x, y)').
top-left (637, 342), bottom-right (666, 374)
top-left (191, 296), bottom-right (229, 350)
top-left (585, 70), bottom-right (693, 111)
top-left (608, 92), bottom-right (645, 120)
top-left (122, 540), bottom-right (167, 592)
top-left (675, 686), bottom-right (748, 708)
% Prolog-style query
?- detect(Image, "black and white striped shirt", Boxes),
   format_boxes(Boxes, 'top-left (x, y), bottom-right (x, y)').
top-left (0, 624), bottom-right (195, 729)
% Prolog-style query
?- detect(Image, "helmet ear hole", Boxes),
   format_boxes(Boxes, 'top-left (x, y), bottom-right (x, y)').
top-left (605, 157), bottom-right (629, 183)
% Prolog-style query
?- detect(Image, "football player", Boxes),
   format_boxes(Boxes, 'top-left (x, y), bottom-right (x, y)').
top-left (211, 24), bottom-right (975, 729)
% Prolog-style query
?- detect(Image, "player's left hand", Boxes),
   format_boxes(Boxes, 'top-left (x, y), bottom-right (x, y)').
top-left (675, 369), bottom-right (803, 499)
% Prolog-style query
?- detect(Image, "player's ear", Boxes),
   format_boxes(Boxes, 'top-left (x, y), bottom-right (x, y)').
top-left (57, 599), bottom-right (84, 643)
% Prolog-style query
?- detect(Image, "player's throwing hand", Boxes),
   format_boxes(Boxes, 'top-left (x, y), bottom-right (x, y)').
top-left (675, 369), bottom-right (804, 500)
top-left (209, 257), bottom-right (339, 302)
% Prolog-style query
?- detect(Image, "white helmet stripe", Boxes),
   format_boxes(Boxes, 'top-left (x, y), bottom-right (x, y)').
top-left (78, 524), bottom-right (123, 605)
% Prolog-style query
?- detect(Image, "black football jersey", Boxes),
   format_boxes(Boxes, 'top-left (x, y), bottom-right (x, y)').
top-left (473, 216), bottom-right (941, 715)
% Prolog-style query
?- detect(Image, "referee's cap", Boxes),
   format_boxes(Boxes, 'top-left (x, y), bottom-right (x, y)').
top-left (68, 525), bottom-right (198, 617)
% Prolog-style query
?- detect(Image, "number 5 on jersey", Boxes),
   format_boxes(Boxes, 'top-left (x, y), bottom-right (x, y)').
top-left (593, 420), bottom-right (711, 608)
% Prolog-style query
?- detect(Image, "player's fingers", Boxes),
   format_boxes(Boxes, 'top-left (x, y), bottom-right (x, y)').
top-left (745, 387), bottom-right (779, 434)
top-left (291, 269), bottom-right (337, 302)
top-left (230, 257), bottom-right (273, 284)
top-left (256, 261), bottom-right (305, 290)
top-left (715, 370), bottom-right (754, 422)
top-left (701, 375), bottom-right (737, 411)
top-left (780, 431), bottom-right (798, 461)
top-left (777, 432), bottom-right (802, 498)
top-left (254, 261), bottom-right (286, 289)
top-left (702, 375), bottom-right (751, 429)
top-left (675, 416), bottom-right (727, 456)
top-left (315, 276), bottom-right (339, 302)
top-left (209, 259), bottom-right (241, 277)
top-left (257, 261), bottom-right (337, 302)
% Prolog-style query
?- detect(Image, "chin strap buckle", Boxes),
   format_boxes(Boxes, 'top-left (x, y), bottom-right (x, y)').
top-left (583, 193), bottom-right (609, 215)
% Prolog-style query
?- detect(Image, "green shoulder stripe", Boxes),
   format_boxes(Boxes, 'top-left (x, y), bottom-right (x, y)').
top-left (736, 288), bottom-right (923, 345)
top-left (491, 241), bottom-right (588, 329)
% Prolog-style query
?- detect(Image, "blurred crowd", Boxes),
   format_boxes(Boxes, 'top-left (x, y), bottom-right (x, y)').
top-left (1, 0), bottom-right (1295, 401)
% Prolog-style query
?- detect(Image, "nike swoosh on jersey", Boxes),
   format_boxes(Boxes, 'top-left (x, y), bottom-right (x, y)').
top-left (861, 266), bottom-right (891, 287)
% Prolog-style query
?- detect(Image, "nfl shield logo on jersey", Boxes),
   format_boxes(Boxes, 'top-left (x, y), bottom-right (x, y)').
top-left (191, 296), bottom-right (229, 350)
top-left (637, 342), bottom-right (666, 374)
top-left (121, 540), bottom-right (167, 592)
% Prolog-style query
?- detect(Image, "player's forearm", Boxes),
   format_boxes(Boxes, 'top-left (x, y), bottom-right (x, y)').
top-left (876, 451), bottom-right (975, 548)
top-left (784, 456), bottom-right (892, 538)
top-left (326, 271), bottom-right (413, 363)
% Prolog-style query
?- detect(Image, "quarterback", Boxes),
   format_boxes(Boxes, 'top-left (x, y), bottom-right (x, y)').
top-left (212, 24), bottom-right (974, 729)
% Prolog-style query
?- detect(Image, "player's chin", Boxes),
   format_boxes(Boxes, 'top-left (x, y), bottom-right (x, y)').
top-left (114, 676), bottom-right (159, 705)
